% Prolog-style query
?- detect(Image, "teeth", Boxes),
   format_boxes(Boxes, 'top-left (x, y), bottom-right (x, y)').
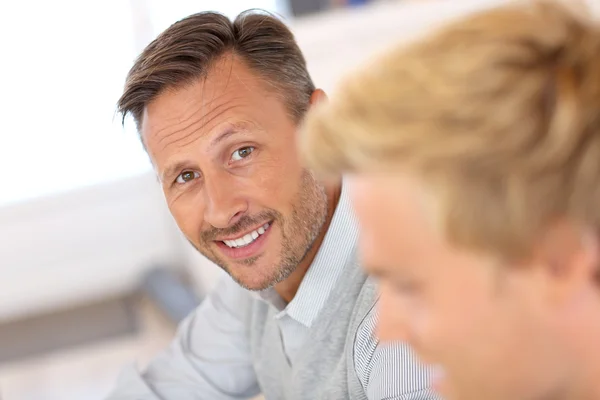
top-left (223, 223), bottom-right (270, 248)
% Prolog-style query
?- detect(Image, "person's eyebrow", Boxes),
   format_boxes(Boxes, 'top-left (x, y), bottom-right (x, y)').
top-left (161, 161), bottom-right (191, 183)
top-left (207, 122), bottom-right (253, 151)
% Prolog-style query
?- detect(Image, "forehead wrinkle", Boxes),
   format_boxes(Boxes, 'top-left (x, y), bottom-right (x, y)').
top-left (150, 84), bottom-right (207, 140)
top-left (149, 60), bottom-right (258, 158)
top-left (179, 119), bottom-right (247, 152)
top-left (177, 120), bottom-right (256, 151)
top-left (151, 105), bottom-right (201, 142)
top-left (156, 101), bottom-right (242, 153)
top-left (154, 92), bottom-right (231, 147)
top-left (151, 71), bottom-right (241, 145)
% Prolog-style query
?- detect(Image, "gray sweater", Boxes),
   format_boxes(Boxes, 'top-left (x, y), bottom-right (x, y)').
top-left (249, 256), bottom-right (436, 400)
top-left (251, 255), bottom-right (375, 399)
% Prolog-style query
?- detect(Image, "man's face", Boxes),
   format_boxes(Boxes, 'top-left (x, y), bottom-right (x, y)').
top-left (142, 56), bottom-right (328, 291)
top-left (349, 173), bottom-right (575, 400)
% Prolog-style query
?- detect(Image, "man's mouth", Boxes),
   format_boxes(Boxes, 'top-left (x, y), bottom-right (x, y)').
top-left (219, 222), bottom-right (272, 249)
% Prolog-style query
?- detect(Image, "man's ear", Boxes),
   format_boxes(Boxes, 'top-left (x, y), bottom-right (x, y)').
top-left (309, 89), bottom-right (328, 108)
top-left (534, 222), bottom-right (599, 303)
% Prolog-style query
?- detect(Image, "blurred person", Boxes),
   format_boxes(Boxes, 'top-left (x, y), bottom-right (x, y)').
top-left (300, 1), bottom-right (600, 400)
top-left (107, 10), bottom-right (436, 400)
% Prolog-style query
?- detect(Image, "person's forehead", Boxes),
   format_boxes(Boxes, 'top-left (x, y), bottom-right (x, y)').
top-left (349, 174), bottom-right (434, 262)
top-left (349, 173), bottom-right (426, 218)
top-left (141, 59), bottom-right (266, 141)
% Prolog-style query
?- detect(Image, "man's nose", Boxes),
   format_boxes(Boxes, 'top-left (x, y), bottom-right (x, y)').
top-left (203, 173), bottom-right (247, 229)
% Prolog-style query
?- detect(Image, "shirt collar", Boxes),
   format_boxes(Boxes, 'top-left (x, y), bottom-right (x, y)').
top-left (256, 181), bottom-right (359, 328)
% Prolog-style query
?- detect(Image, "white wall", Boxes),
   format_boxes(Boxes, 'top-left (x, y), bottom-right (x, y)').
top-left (0, 0), bottom-right (507, 321)
top-left (293, 0), bottom-right (506, 92)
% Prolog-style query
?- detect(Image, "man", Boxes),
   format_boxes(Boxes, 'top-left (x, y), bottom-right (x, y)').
top-left (107, 10), bottom-right (435, 400)
top-left (301, 1), bottom-right (600, 400)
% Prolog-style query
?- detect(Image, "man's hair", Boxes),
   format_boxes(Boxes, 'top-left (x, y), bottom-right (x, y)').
top-left (301, 1), bottom-right (600, 260)
top-left (118, 10), bottom-right (315, 132)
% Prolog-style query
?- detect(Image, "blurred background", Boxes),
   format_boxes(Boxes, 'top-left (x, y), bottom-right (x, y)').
top-left (0, 0), bottom-right (510, 399)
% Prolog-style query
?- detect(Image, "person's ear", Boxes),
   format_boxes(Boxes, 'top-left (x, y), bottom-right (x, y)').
top-left (309, 89), bottom-right (328, 108)
top-left (534, 221), bottom-right (599, 304)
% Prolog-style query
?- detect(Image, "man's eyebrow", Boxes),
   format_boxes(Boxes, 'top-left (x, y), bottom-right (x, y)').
top-left (161, 161), bottom-right (191, 183)
top-left (207, 122), bottom-right (253, 151)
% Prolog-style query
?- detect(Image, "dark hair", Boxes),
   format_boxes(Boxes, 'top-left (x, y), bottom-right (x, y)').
top-left (118, 10), bottom-right (316, 132)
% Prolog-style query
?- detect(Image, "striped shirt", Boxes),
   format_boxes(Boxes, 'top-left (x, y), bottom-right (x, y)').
top-left (107, 184), bottom-right (437, 399)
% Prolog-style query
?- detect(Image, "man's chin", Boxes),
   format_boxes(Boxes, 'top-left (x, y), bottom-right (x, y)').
top-left (226, 260), bottom-right (295, 292)
top-left (229, 272), bottom-right (278, 292)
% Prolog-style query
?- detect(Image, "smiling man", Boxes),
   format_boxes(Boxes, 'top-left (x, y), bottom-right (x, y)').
top-left (106, 10), bottom-right (435, 400)
top-left (301, 1), bottom-right (600, 400)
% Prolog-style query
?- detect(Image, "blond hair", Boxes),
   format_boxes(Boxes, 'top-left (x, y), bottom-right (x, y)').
top-left (301, 1), bottom-right (600, 259)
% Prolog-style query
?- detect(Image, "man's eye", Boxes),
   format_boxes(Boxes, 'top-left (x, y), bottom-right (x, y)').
top-left (175, 171), bottom-right (200, 184)
top-left (231, 146), bottom-right (254, 162)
